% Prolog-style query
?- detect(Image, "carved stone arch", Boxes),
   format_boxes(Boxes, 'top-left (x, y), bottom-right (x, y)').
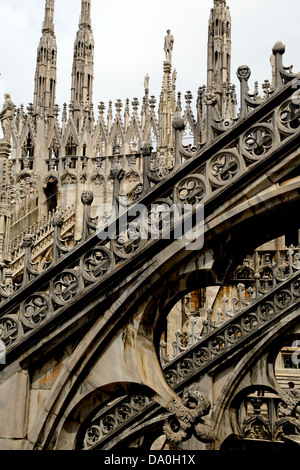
top-left (90, 172), bottom-right (105, 186)
top-left (109, 117), bottom-right (125, 147)
top-left (43, 174), bottom-right (58, 189)
top-left (62, 118), bottom-right (80, 149)
top-left (20, 120), bottom-right (36, 150)
top-left (92, 119), bottom-right (108, 151)
top-left (234, 264), bottom-right (255, 281)
top-left (16, 171), bottom-right (33, 184)
top-left (20, 126), bottom-right (36, 161)
top-left (125, 117), bottom-right (142, 152)
top-left (47, 122), bottom-right (62, 158)
top-left (182, 107), bottom-right (197, 142)
top-left (61, 171), bottom-right (77, 185)
top-left (143, 116), bottom-right (159, 150)
top-left (43, 174), bottom-right (58, 212)
top-left (46, 120), bottom-right (62, 148)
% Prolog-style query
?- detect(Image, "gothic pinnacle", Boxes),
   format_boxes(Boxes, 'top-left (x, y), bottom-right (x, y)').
top-left (42, 0), bottom-right (55, 35)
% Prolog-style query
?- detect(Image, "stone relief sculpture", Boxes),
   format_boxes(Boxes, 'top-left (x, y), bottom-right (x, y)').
top-left (0, 93), bottom-right (15, 143)
top-left (164, 29), bottom-right (174, 62)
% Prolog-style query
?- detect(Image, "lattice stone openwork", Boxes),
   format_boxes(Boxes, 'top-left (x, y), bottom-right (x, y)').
top-left (174, 175), bottom-right (207, 206)
top-left (52, 271), bottom-right (80, 305)
top-left (112, 223), bottom-right (144, 259)
top-left (21, 294), bottom-right (49, 328)
top-left (278, 99), bottom-right (300, 132)
top-left (0, 316), bottom-right (19, 347)
top-left (208, 150), bottom-right (242, 185)
top-left (242, 125), bottom-right (274, 160)
top-left (82, 395), bottom-right (151, 450)
top-left (147, 200), bottom-right (173, 236)
top-left (82, 248), bottom-right (112, 281)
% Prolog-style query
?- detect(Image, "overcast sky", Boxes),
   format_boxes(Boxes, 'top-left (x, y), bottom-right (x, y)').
top-left (0, 0), bottom-right (300, 113)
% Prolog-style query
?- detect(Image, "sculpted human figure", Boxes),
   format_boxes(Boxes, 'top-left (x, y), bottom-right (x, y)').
top-left (144, 74), bottom-right (150, 91)
top-left (0, 93), bottom-right (15, 143)
top-left (164, 29), bottom-right (174, 62)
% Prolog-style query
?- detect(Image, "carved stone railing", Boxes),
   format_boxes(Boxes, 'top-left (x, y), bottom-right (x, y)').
top-left (81, 253), bottom-right (300, 450)
top-left (160, 249), bottom-right (300, 366)
top-left (9, 206), bottom-right (75, 276)
top-left (0, 71), bottom-right (300, 366)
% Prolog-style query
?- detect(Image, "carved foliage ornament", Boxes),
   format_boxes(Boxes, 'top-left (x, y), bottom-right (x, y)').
top-left (163, 386), bottom-right (215, 444)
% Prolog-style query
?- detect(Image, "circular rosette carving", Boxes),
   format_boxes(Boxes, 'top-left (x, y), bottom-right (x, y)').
top-left (147, 199), bottom-right (173, 238)
top-left (258, 301), bottom-right (275, 321)
top-left (193, 348), bottom-right (209, 366)
top-left (277, 99), bottom-right (300, 134)
top-left (165, 369), bottom-right (179, 387)
top-left (178, 358), bottom-right (195, 379)
top-left (175, 174), bottom-right (208, 207)
top-left (116, 403), bottom-right (132, 423)
top-left (82, 247), bottom-right (112, 282)
top-left (52, 270), bottom-right (80, 306)
top-left (242, 125), bottom-right (274, 160)
top-left (84, 425), bottom-right (102, 449)
top-left (292, 279), bottom-right (300, 297)
top-left (130, 395), bottom-right (148, 412)
top-left (242, 313), bottom-right (258, 333)
top-left (208, 150), bottom-right (242, 187)
top-left (275, 290), bottom-right (293, 310)
top-left (21, 294), bottom-right (50, 329)
top-left (225, 324), bottom-right (243, 344)
top-left (112, 222), bottom-right (145, 259)
top-left (163, 416), bottom-right (189, 443)
top-left (210, 336), bottom-right (226, 355)
top-left (0, 314), bottom-right (20, 348)
top-left (101, 414), bottom-right (117, 435)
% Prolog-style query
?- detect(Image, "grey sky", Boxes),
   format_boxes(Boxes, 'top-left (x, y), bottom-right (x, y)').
top-left (0, 0), bottom-right (299, 112)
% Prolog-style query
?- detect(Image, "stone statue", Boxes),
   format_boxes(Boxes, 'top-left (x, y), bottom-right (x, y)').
top-left (144, 74), bottom-right (150, 91)
top-left (164, 29), bottom-right (174, 62)
top-left (172, 69), bottom-right (177, 86)
top-left (0, 94), bottom-right (15, 143)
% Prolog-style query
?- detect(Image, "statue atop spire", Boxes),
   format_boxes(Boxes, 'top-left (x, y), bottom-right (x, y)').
top-left (164, 30), bottom-right (174, 63)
